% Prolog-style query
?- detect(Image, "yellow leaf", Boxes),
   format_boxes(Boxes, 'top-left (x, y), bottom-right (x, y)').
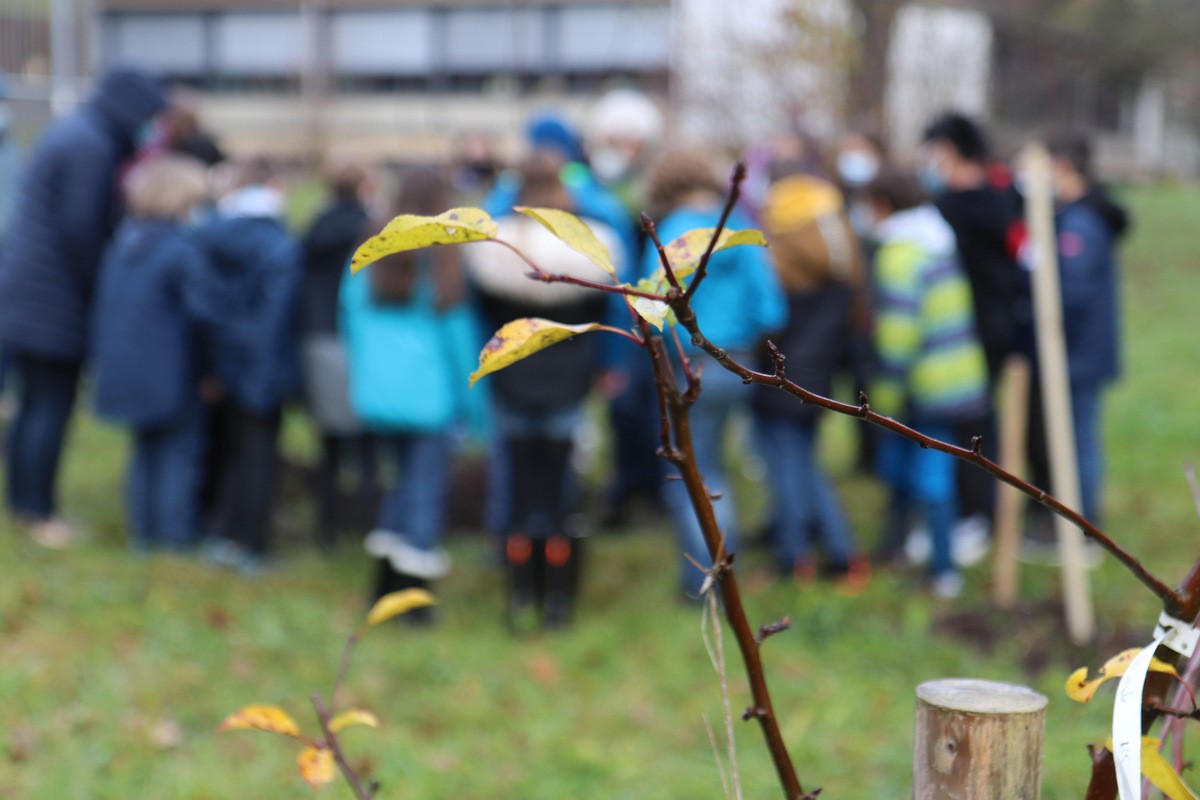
top-left (515, 206), bottom-right (617, 277)
top-left (329, 709), bottom-right (380, 734)
top-left (659, 228), bottom-right (768, 281)
top-left (1065, 648), bottom-right (1179, 703)
top-left (630, 296), bottom-right (671, 330)
top-left (297, 746), bottom-right (336, 789)
top-left (469, 318), bottom-right (604, 387)
top-left (365, 588), bottom-right (436, 627)
top-left (1102, 737), bottom-right (1200, 800)
top-left (217, 705), bottom-right (302, 739)
top-left (351, 208), bottom-right (497, 273)
top-left (1141, 738), bottom-right (1200, 800)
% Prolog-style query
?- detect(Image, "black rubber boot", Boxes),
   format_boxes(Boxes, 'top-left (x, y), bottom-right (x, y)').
top-left (505, 533), bottom-right (539, 635)
top-left (542, 534), bottom-right (580, 630)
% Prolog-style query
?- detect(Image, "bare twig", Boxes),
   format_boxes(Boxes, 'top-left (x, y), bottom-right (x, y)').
top-left (525, 270), bottom-right (664, 301)
top-left (683, 162), bottom-right (747, 303)
top-left (311, 693), bottom-right (375, 800)
top-left (642, 213), bottom-right (683, 293)
top-left (668, 315), bottom-right (1184, 615)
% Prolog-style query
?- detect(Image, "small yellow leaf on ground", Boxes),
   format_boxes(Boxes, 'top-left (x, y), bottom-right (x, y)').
top-left (660, 228), bottom-right (768, 280)
top-left (1065, 648), bottom-right (1178, 703)
top-left (217, 705), bottom-right (302, 739)
top-left (297, 746), bottom-right (337, 788)
top-left (351, 208), bottom-right (497, 272)
top-left (469, 318), bottom-right (604, 387)
top-left (365, 588), bottom-right (436, 628)
top-left (514, 206), bottom-right (617, 277)
top-left (329, 709), bottom-right (380, 733)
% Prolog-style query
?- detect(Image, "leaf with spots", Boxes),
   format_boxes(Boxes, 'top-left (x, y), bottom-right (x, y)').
top-left (515, 206), bottom-right (617, 277)
top-left (656, 228), bottom-right (768, 281)
top-left (470, 318), bottom-right (604, 387)
top-left (351, 208), bottom-right (497, 273)
top-left (1065, 648), bottom-right (1178, 703)
top-left (297, 746), bottom-right (337, 788)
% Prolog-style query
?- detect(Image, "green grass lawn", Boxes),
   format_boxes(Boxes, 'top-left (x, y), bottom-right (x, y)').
top-left (3, 185), bottom-right (1199, 798)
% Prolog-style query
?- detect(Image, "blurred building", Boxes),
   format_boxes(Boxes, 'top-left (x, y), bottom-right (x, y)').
top-left (97, 0), bottom-right (671, 161)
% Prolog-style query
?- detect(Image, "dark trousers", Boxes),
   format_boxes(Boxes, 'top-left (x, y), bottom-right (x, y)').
top-left (4, 350), bottom-right (81, 519)
top-left (208, 404), bottom-right (282, 555)
top-left (316, 432), bottom-right (378, 545)
top-left (128, 403), bottom-right (207, 550)
top-left (606, 361), bottom-right (662, 508)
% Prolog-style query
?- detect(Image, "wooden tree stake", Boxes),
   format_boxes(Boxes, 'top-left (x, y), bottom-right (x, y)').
top-left (1022, 142), bottom-right (1095, 644)
top-left (914, 679), bottom-right (1048, 799)
top-left (993, 354), bottom-right (1032, 608)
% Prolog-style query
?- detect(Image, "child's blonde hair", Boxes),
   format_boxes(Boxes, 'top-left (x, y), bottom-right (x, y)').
top-left (126, 155), bottom-right (210, 221)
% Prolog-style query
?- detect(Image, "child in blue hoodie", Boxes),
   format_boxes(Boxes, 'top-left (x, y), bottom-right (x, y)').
top-left (90, 154), bottom-right (214, 551)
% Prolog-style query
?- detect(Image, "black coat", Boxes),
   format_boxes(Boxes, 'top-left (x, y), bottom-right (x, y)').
top-left (0, 68), bottom-right (165, 360)
top-left (752, 284), bottom-right (855, 424)
top-left (934, 186), bottom-right (1023, 380)
top-left (300, 197), bottom-right (368, 336)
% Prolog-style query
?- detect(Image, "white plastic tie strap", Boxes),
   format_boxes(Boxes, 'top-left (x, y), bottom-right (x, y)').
top-left (1112, 634), bottom-right (1166, 800)
top-left (1153, 611), bottom-right (1200, 657)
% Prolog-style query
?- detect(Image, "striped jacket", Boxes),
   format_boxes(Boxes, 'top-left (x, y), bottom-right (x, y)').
top-left (870, 204), bottom-right (987, 423)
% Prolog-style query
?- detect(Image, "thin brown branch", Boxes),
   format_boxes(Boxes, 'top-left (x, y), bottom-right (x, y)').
top-left (661, 388), bottom-right (806, 798)
top-left (525, 270), bottom-right (666, 301)
top-left (311, 692), bottom-right (375, 800)
top-left (641, 213), bottom-right (683, 292)
top-left (672, 313), bottom-right (1184, 615)
top-left (635, 306), bottom-right (805, 798)
top-left (1145, 702), bottom-right (1200, 722)
top-left (683, 161), bottom-right (747, 303)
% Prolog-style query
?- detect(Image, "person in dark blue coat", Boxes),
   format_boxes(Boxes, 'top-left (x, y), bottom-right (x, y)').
top-left (1021, 129), bottom-right (1123, 544)
top-left (192, 158), bottom-right (302, 574)
top-left (0, 66), bottom-right (165, 547)
top-left (90, 155), bottom-right (214, 551)
top-left (299, 157), bottom-right (377, 549)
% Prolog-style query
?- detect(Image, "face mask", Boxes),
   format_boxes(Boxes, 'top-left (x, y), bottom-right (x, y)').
top-left (848, 199), bottom-right (876, 239)
top-left (918, 162), bottom-right (949, 196)
top-left (837, 151), bottom-right (879, 188)
top-left (590, 148), bottom-right (632, 184)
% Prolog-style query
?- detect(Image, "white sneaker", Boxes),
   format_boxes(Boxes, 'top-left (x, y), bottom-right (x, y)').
top-left (952, 514), bottom-right (991, 567)
top-left (29, 518), bottom-right (75, 550)
top-left (904, 525), bottom-right (931, 565)
top-left (931, 572), bottom-right (964, 599)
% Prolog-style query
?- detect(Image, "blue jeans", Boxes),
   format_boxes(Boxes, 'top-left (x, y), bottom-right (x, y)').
top-left (128, 404), bottom-right (207, 550)
top-left (664, 360), bottom-right (745, 596)
top-left (876, 422), bottom-right (958, 578)
top-left (376, 433), bottom-right (451, 553)
top-left (4, 350), bottom-right (81, 519)
top-left (754, 413), bottom-right (853, 570)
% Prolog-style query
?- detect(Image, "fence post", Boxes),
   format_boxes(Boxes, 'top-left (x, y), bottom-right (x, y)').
top-left (913, 679), bottom-right (1048, 799)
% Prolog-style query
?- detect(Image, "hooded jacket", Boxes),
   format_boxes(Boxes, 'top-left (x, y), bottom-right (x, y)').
top-left (191, 187), bottom-right (302, 413)
top-left (0, 67), bottom-right (165, 359)
top-left (90, 218), bottom-right (211, 427)
top-left (870, 204), bottom-right (988, 423)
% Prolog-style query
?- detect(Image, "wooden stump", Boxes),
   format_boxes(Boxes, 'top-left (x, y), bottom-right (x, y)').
top-left (914, 679), bottom-right (1048, 800)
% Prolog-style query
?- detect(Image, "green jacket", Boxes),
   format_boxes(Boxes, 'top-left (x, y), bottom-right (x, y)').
top-left (870, 205), bottom-right (987, 423)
